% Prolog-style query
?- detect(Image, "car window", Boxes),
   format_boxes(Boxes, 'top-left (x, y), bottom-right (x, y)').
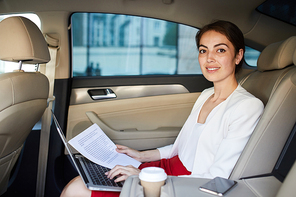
top-left (71, 13), bottom-right (201, 77)
top-left (72, 13), bottom-right (261, 77)
top-left (0, 13), bottom-right (41, 74)
top-left (245, 46), bottom-right (261, 67)
top-left (257, 0), bottom-right (296, 26)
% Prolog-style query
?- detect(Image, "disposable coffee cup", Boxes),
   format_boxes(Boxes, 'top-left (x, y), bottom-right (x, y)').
top-left (139, 167), bottom-right (167, 197)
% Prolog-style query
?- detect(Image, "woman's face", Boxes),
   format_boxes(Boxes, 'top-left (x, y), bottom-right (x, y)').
top-left (198, 30), bottom-right (243, 85)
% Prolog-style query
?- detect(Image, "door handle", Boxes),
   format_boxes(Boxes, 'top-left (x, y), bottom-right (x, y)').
top-left (88, 88), bottom-right (117, 100)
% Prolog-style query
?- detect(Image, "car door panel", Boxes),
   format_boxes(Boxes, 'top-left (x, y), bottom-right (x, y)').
top-left (66, 90), bottom-right (200, 150)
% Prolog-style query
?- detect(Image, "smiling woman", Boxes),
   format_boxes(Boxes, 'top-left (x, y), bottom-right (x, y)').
top-left (60, 20), bottom-right (264, 197)
top-left (196, 20), bottom-right (245, 74)
top-left (197, 30), bottom-right (243, 88)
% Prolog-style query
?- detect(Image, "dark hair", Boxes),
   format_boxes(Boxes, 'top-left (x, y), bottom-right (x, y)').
top-left (196, 20), bottom-right (245, 73)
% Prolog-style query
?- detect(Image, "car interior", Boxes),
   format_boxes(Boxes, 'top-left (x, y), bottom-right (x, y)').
top-left (0, 0), bottom-right (296, 196)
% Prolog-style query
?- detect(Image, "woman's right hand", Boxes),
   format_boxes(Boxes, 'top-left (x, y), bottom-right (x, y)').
top-left (106, 165), bottom-right (141, 182)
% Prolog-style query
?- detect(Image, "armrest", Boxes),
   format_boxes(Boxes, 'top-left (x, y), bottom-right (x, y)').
top-left (120, 175), bottom-right (282, 197)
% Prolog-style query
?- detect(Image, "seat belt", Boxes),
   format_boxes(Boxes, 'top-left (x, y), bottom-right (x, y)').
top-left (36, 34), bottom-right (59, 197)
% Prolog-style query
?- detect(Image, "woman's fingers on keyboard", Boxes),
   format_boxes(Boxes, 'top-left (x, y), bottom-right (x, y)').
top-left (107, 165), bottom-right (140, 181)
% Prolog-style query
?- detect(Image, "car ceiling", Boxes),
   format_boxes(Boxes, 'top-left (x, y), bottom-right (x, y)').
top-left (1, 0), bottom-right (296, 53)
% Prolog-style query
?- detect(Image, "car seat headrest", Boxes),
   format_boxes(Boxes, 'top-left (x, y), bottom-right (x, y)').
top-left (257, 36), bottom-right (296, 72)
top-left (0, 16), bottom-right (50, 64)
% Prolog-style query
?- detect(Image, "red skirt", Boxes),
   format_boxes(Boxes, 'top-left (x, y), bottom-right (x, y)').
top-left (91, 155), bottom-right (191, 197)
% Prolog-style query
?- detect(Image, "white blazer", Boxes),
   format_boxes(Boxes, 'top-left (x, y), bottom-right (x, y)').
top-left (158, 85), bottom-right (264, 179)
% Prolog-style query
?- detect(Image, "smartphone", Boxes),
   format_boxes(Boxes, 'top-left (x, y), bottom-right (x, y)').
top-left (199, 177), bottom-right (237, 196)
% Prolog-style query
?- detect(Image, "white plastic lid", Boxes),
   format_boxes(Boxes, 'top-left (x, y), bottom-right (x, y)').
top-left (139, 167), bottom-right (167, 182)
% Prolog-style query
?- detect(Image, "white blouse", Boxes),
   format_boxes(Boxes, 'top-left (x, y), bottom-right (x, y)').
top-left (157, 85), bottom-right (264, 179)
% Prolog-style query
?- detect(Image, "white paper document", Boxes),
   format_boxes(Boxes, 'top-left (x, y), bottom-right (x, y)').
top-left (69, 123), bottom-right (141, 169)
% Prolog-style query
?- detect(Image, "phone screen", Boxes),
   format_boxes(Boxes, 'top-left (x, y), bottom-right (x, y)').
top-left (199, 177), bottom-right (237, 196)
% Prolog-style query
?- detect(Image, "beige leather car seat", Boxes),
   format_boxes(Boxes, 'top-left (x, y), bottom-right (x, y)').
top-left (276, 162), bottom-right (296, 197)
top-left (276, 161), bottom-right (296, 197)
top-left (275, 49), bottom-right (296, 197)
top-left (0, 16), bottom-right (50, 195)
top-left (230, 36), bottom-right (296, 180)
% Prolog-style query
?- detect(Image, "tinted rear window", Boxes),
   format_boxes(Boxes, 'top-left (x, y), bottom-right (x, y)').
top-left (257, 0), bottom-right (296, 26)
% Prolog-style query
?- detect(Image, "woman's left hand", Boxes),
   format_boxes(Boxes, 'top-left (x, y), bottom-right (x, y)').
top-left (105, 165), bottom-right (141, 182)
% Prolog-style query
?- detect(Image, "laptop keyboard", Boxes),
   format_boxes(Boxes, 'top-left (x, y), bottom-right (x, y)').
top-left (81, 157), bottom-right (123, 187)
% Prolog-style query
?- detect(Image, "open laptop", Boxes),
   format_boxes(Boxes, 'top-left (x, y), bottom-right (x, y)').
top-left (51, 111), bottom-right (123, 191)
